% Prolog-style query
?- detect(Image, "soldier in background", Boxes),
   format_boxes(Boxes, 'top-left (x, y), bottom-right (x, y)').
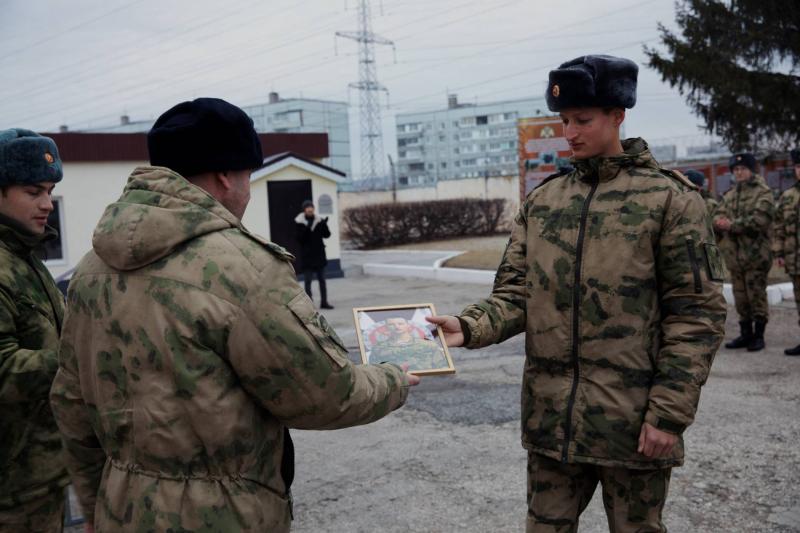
top-left (685, 169), bottom-right (718, 217)
top-left (0, 129), bottom-right (70, 532)
top-left (49, 98), bottom-right (418, 532)
top-left (428, 55), bottom-right (726, 532)
top-left (773, 149), bottom-right (800, 356)
top-left (714, 153), bottom-right (775, 352)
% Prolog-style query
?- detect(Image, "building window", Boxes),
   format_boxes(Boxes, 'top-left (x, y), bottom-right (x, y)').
top-left (441, 162), bottom-right (447, 169)
top-left (36, 197), bottom-right (66, 264)
top-left (476, 115), bottom-right (488, 125)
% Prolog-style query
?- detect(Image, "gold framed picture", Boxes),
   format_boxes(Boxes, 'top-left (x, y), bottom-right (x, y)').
top-left (352, 303), bottom-right (456, 376)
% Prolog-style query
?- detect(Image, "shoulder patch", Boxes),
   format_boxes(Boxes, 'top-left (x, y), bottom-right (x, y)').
top-left (240, 227), bottom-right (296, 262)
top-left (264, 242), bottom-right (295, 262)
top-left (659, 168), bottom-right (698, 191)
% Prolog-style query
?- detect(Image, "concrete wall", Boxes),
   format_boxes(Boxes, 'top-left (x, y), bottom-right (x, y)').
top-left (244, 164), bottom-right (342, 261)
top-left (338, 174), bottom-right (520, 228)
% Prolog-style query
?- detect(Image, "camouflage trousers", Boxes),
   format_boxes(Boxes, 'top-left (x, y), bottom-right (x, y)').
top-left (793, 276), bottom-right (800, 327)
top-left (730, 269), bottom-right (769, 322)
top-left (0, 491), bottom-right (64, 533)
top-left (526, 452), bottom-right (671, 533)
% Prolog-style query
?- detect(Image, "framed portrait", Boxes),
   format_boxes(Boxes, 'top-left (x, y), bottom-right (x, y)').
top-left (352, 303), bottom-right (456, 376)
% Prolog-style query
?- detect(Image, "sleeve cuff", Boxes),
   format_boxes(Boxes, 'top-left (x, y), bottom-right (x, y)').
top-left (644, 411), bottom-right (686, 435)
top-left (456, 317), bottom-right (472, 346)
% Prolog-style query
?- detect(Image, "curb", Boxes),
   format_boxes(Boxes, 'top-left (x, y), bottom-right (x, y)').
top-left (362, 262), bottom-right (795, 307)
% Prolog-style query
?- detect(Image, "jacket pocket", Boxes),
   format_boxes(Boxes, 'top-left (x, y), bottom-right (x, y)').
top-left (287, 292), bottom-right (349, 368)
top-left (703, 242), bottom-right (725, 282)
top-left (685, 238), bottom-right (702, 293)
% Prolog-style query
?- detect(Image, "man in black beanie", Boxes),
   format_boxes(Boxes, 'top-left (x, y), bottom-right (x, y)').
top-left (295, 200), bottom-right (333, 309)
top-left (50, 97), bottom-right (417, 532)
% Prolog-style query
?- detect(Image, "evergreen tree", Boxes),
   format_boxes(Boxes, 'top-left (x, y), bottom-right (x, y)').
top-left (646, 1), bottom-right (800, 152)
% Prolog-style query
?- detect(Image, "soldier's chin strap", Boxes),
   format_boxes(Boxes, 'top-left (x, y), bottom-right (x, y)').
top-left (282, 427), bottom-right (295, 520)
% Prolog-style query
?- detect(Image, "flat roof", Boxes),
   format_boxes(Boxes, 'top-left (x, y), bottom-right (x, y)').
top-left (42, 132), bottom-right (329, 162)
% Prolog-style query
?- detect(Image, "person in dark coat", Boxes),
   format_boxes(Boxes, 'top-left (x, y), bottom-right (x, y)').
top-left (295, 200), bottom-right (333, 309)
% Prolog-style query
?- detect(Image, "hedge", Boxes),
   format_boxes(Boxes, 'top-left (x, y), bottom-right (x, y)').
top-left (343, 198), bottom-right (507, 249)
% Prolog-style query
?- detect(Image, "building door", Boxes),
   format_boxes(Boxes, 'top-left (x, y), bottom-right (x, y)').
top-left (267, 179), bottom-right (313, 272)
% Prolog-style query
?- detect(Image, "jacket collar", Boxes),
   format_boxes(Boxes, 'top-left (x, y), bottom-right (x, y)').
top-left (571, 138), bottom-right (659, 183)
top-left (295, 212), bottom-right (322, 231)
top-left (0, 212), bottom-right (57, 257)
top-left (737, 174), bottom-right (766, 188)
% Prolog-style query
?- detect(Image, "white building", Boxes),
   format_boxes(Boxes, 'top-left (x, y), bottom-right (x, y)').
top-left (79, 92), bottom-right (351, 177)
top-left (395, 94), bottom-right (548, 185)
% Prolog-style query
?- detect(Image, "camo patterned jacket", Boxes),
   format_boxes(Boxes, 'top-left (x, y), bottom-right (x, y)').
top-left (0, 215), bottom-right (69, 508)
top-left (49, 167), bottom-right (409, 531)
top-left (458, 139), bottom-right (726, 469)
top-left (773, 181), bottom-right (800, 276)
top-left (714, 174), bottom-right (775, 272)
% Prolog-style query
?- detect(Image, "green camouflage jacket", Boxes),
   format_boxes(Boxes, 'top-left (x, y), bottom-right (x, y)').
top-left (714, 174), bottom-right (775, 272)
top-left (49, 167), bottom-right (409, 531)
top-left (0, 214), bottom-right (69, 508)
top-left (458, 139), bottom-right (726, 469)
top-left (774, 181), bottom-right (800, 276)
top-left (701, 190), bottom-right (719, 219)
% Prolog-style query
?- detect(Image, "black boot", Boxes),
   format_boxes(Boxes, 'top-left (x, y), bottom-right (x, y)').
top-left (747, 321), bottom-right (766, 352)
top-left (784, 344), bottom-right (800, 356)
top-left (725, 321), bottom-right (753, 349)
top-left (320, 302), bottom-right (334, 310)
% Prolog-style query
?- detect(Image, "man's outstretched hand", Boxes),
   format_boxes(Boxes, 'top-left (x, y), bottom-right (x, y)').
top-left (425, 315), bottom-right (464, 347)
top-left (400, 363), bottom-right (421, 386)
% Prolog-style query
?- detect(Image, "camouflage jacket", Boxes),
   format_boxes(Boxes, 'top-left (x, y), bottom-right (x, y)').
top-left (0, 215), bottom-right (69, 508)
top-left (49, 167), bottom-right (409, 531)
top-left (701, 190), bottom-right (719, 219)
top-left (714, 175), bottom-right (774, 272)
top-left (773, 181), bottom-right (800, 276)
top-left (458, 139), bottom-right (726, 469)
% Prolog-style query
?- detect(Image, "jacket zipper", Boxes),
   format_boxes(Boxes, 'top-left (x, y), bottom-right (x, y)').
top-left (562, 174), bottom-right (598, 463)
top-left (685, 238), bottom-right (702, 294)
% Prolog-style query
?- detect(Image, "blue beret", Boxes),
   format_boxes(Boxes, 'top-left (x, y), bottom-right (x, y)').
top-left (148, 97), bottom-right (263, 178)
top-left (684, 169), bottom-right (705, 188)
top-left (729, 153), bottom-right (756, 172)
top-left (0, 129), bottom-right (63, 187)
top-left (546, 55), bottom-right (638, 112)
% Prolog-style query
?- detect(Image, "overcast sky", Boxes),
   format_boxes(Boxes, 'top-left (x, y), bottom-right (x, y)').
top-left (0, 0), bottom-right (717, 166)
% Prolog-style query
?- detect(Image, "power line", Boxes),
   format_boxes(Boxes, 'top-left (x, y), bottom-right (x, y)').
top-left (13, 0), bottom-right (497, 128)
top-left (5, 3), bottom-right (350, 125)
top-left (0, 0), bottom-right (303, 101)
top-left (0, 0), bottom-right (152, 63)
